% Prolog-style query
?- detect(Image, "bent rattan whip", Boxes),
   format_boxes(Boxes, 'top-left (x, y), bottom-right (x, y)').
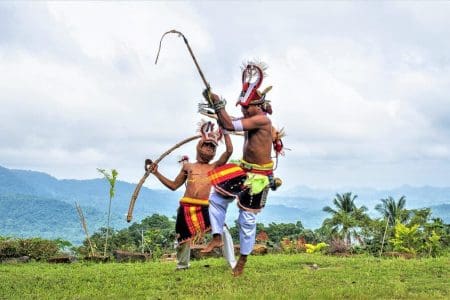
top-left (127, 135), bottom-right (201, 222)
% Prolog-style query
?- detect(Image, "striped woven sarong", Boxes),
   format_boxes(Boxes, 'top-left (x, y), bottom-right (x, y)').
top-left (176, 197), bottom-right (210, 244)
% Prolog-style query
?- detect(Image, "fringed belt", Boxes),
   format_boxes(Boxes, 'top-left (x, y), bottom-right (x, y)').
top-left (239, 159), bottom-right (274, 176)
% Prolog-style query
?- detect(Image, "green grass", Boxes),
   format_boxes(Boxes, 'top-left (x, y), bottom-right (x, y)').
top-left (1, 254), bottom-right (449, 299)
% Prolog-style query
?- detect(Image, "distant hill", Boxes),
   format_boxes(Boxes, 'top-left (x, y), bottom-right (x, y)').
top-left (430, 203), bottom-right (450, 222)
top-left (1, 166), bottom-right (319, 244)
top-left (0, 166), bottom-right (182, 244)
top-left (0, 165), bottom-right (449, 244)
top-left (278, 184), bottom-right (450, 210)
top-left (0, 165), bottom-right (36, 196)
top-left (0, 195), bottom-right (105, 245)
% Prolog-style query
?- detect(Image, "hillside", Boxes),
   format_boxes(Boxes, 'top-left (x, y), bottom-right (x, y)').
top-left (0, 166), bottom-right (319, 244)
top-left (0, 195), bottom-right (106, 245)
top-left (0, 165), bottom-right (449, 244)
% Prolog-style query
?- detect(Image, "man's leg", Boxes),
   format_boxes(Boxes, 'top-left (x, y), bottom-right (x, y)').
top-left (202, 191), bottom-right (231, 253)
top-left (233, 209), bottom-right (256, 276)
top-left (176, 242), bottom-right (190, 270)
top-left (222, 225), bottom-right (237, 269)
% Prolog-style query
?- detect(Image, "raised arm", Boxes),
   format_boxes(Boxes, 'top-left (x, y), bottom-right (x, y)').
top-left (209, 92), bottom-right (234, 130)
top-left (213, 131), bottom-right (233, 168)
top-left (209, 92), bottom-right (270, 131)
top-left (147, 162), bottom-right (187, 191)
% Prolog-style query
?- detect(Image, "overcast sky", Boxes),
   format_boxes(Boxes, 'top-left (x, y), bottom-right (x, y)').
top-left (1, 1), bottom-right (450, 190)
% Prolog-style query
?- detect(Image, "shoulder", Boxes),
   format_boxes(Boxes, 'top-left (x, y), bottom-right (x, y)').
top-left (250, 114), bottom-right (271, 126)
top-left (182, 163), bottom-right (193, 172)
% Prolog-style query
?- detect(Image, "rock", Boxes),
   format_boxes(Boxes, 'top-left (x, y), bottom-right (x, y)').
top-left (252, 244), bottom-right (268, 255)
top-left (190, 244), bottom-right (223, 259)
top-left (48, 256), bottom-right (77, 264)
top-left (112, 250), bottom-right (150, 262)
top-left (161, 253), bottom-right (177, 262)
top-left (84, 255), bottom-right (110, 262)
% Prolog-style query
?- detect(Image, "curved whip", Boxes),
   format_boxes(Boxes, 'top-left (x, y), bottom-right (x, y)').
top-left (155, 29), bottom-right (210, 90)
top-left (127, 135), bottom-right (201, 222)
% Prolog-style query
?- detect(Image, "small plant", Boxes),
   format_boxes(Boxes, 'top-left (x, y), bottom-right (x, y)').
top-left (327, 238), bottom-right (350, 255)
top-left (97, 168), bottom-right (118, 257)
top-left (425, 230), bottom-right (442, 257)
top-left (389, 223), bottom-right (421, 255)
top-left (305, 242), bottom-right (328, 254)
top-left (280, 238), bottom-right (295, 253)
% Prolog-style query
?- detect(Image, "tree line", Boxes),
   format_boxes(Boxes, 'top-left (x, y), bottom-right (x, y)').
top-left (80, 192), bottom-right (450, 258)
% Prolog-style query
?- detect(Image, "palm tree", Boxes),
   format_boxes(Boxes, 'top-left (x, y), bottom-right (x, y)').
top-left (375, 196), bottom-right (408, 226)
top-left (322, 192), bottom-right (368, 246)
top-left (375, 195), bottom-right (409, 256)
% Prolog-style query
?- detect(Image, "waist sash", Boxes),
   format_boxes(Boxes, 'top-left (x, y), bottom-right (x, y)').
top-left (208, 163), bottom-right (246, 197)
top-left (180, 197), bottom-right (209, 206)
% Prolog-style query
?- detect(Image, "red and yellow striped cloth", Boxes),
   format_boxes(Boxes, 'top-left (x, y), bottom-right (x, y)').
top-left (208, 163), bottom-right (246, 185)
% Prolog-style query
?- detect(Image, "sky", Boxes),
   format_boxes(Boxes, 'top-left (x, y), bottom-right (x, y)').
top-left (1, 1), bottom-right (450, 190)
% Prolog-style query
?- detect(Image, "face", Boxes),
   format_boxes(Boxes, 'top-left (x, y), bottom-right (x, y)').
top-left (241, 104), bottom-right (260, 117)
top-left (196, 140), bottom-right (217, 163)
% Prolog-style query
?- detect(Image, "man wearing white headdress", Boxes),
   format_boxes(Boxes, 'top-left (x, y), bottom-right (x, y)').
top-left (201, 61), bottom-right (283, 277)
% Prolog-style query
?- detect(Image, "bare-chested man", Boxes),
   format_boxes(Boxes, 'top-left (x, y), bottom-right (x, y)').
top-left (201, 61), bottom-right (281, 276)
top-left (146, 121), bottom-right (233, 270)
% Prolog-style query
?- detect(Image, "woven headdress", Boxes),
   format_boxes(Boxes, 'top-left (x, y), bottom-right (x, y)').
top-left (237, 60), bottom-right (273, 109)
top-left (197, 120), bottom-right (223, 146)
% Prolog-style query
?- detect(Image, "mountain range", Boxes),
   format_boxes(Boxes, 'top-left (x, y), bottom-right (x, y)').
top-left (0, 165), bottom-right (449, 244)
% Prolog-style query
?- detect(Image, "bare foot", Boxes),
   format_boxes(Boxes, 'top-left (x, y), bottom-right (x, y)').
top-left (232, 255), bottom-right (247, 277)
top-left (201, 236), bottom-right (223, 253)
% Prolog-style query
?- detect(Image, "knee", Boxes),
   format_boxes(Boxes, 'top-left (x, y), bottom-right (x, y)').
top-left (239, 214), bottom-right (256, 230)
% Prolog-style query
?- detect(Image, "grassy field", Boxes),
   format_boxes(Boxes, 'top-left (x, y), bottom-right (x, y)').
top-left (1, 254), bottom-right (449, 299)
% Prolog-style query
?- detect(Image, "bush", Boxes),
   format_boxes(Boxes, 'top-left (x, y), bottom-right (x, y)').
top-left (327, 238), bottom-right (350, 255)
top-left (280, 238), bottom-right (296, 253)
top-left (0, 239), bottom-right (20, 260)
top-left (305, 242), bottom-right (328, 254)
top-left (424, 230), bottom-right (442, 257)
top-left (390, 223), bottom-right (422, 255)
top-left (0, 238), bottom-right (60, 261)
top-left (18, 238), bottom-right (59, 260)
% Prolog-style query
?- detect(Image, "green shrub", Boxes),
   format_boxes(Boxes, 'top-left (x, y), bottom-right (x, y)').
top-left (18, 238), bottom-right (59, 260)
top-left (0, 238), bottom-right (60, 261)
top-left (390, 223), bottom-right (421, 255)
top-left (280, 238), bottom-right (296, 253)
top-left (0, 239), bottom-right (20, 259)
top-left (305, 242), bottom-right (328, 254)
top-left (425, 230), bottom-right (442, 257)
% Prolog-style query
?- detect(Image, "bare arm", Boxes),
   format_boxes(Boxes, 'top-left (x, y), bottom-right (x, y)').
top-left (148, 163), bottom-right (187, 191)
top-left (210, 93), bottom-right (234, 130)
top-left (210, 92), bottom-right (270, 131)
top-left (240, 114), bottom-right (271, 130)
top-left (213, 132), bottom-right (233, 168)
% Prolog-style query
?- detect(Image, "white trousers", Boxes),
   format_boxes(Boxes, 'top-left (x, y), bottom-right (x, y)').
top-left (209, 190), bottom-right (257, 256)
top-left (176, 225), bottom-right (236, 269)
top-left (176, 242), bottom-right (190, 269)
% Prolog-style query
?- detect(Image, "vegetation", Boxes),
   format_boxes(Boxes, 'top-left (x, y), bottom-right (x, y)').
top-left (0, 190), bottom-right (449, 299)
top-left (0, 237), bottom-right (65, 261)
top-left (375, 195), bottom-right (409, 226)
top-left (322, 192), bottom-right (369, 246)
top-left (97, 168), bottom-right (118, 257)
top-left (2, 191), bottom-right (449, 261)
top-left (69, 191), bottom-right (450, 260)
top-left (0, 254), bottom-right (448, 299)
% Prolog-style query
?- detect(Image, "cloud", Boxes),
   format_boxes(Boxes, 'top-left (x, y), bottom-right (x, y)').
top-left (1, 2), bottom-right (450, 189)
